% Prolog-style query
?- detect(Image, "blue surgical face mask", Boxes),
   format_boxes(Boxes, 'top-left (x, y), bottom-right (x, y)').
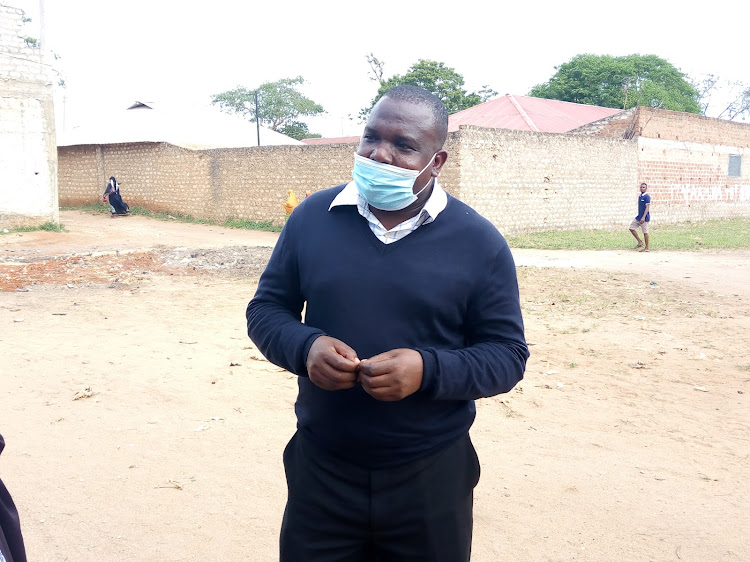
top-left (352, 152), bottom-right (437, 211)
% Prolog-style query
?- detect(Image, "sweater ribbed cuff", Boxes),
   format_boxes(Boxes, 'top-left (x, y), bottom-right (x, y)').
top-left (417, 348), bottom-right (437, 397)
top-left (299, 331), bottom-right (326, 377)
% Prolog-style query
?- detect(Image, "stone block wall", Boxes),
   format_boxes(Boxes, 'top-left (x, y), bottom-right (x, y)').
top-left (209, 143), bottom-right (356, 222)
top-left (55, 144), bottom-right (100, 203)
top-left (455, 126), bottom-right (637, 234)
top-left (59, 142), bottom-right (361, 223)
top-left (58, 129), bottom-right (639, 235)
top-left (438, 135), bottom-right (461, 198)
top-left (0, 4), bottom-right (58, 229)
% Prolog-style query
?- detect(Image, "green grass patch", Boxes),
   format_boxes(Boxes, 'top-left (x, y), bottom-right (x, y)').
top-left (62, 204), bottom-right (283, 233)
top-left (1, 221), bottom-right (65, 234)
top-left (128, 207), bottom-right (212, 224)
top-left (63, 202), bottom-right (106, 214)
top-left (222, 218), bottom-right (280, 232)
top-left (506, 218), bottom-right (750, 251)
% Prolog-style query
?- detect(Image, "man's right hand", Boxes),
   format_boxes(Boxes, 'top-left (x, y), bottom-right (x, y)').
top-left (306, 336), bottom-right (360, 391)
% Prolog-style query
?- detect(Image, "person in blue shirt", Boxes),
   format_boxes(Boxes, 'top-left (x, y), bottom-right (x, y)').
top-left (247, 85), bottom-right (529, 562)
top-left (629, 182), bottom-right (651, 252)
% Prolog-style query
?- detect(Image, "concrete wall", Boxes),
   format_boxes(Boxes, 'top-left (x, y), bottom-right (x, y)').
top-left (59, 142), bottom-right (359, 223)
top-left (0, 4), bottom-right (58, 229)
top-left (454, 126), bottom-right (637, 234)
top-left (58, 128), bottom-right (641, 235)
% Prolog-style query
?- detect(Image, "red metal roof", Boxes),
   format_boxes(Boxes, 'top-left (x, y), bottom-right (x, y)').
top-left (303, 96), bottom-right (622, 145)
top-left (448, 95), bottom-right (622, 133)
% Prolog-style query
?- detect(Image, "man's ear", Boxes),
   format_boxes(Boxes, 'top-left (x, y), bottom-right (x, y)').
top-left (431, 150), bottom-right (448, 177)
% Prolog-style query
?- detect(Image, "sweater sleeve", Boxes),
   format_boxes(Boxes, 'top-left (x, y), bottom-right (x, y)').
top-left (418, 241), bottom-right (529, 400)
top-left (246, 210), bottom-right (325, 377)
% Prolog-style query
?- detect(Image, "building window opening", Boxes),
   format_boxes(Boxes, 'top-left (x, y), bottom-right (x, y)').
top-left (728, 154), bottom-right (742, 178)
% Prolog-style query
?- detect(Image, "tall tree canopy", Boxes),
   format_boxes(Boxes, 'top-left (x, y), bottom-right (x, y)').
top-left (360, 58), bottom-right (496, 119)
top-left (211, 76), bottom-right (324, 139)
top-left (529, 54), bottom-right (701, 113)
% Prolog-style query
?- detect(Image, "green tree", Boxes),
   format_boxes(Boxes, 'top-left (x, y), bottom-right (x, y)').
top-left (211, 76), bottom-right (324, 134)
top-left (279, 121), bottom-right (322, 140)
top-left (529, 54), bottom-right (701, 113)
top-left (360, 58), bottom-right (497, 119)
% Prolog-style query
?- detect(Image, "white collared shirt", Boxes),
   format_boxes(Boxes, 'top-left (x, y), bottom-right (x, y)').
top-left (328, 180), bottom-right (448, 244)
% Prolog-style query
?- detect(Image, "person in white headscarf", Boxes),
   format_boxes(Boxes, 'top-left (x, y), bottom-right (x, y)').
top-left (102, 176), bottom-right (130, 216)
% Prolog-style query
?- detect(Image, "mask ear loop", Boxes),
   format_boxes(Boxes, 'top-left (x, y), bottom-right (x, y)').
top-left (413, 153), bottom-right (438, 196)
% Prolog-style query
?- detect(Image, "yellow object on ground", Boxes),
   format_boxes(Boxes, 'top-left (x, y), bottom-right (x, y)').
top-left (283, 190), bottom-right (299, 216)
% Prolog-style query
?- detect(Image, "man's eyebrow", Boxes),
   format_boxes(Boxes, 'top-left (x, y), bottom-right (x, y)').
top-left (361, 126), bottom-right (420, 146)
top-left (394, 134), bottom-right (419, 145)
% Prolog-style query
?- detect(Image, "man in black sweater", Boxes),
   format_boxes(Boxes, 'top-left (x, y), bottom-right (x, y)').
top-left (247, 85), bottom-right (528, 561)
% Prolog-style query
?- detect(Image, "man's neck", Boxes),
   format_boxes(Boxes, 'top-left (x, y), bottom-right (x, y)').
top-left (370, 206), bottom-right (421, 231)
top-left (369, 182), bottom-right (434, 231)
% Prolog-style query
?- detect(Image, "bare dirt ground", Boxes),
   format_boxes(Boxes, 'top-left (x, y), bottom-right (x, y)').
top-left (1, 210), bottom-right (748, 562)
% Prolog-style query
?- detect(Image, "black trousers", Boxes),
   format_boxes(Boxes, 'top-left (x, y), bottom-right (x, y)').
top-left (280, 431), bottom-right (480, 562)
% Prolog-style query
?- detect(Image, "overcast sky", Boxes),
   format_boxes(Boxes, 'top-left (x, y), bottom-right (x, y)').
top-left (11, 0), bottom-right (750, 138)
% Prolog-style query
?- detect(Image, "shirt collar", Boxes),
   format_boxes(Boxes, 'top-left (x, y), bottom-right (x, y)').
top-left (329, 179), bottom-right (448, 221)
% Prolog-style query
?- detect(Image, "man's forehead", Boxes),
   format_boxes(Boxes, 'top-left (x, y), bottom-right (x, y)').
top-left (374, 96), bottom-right (432, 120)
top-left (368, 98), bottom-right (436, 137)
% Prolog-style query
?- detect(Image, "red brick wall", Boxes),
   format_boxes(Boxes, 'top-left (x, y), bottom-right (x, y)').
top-left (638, 137), bottom-right (749, 222)
top-left (569, 108), bottom-right (638, 139)
top-left (574, 107), bottom-right (750, 222)
top-left (636, 108), bottom-right (750, 146)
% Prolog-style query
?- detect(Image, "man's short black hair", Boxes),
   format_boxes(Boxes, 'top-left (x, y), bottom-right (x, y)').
top-left (382, 85), bottom-right (449, 147)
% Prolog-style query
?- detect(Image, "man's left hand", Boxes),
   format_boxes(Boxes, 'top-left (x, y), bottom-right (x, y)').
top-left (358, 349), bottom-right (423, 401)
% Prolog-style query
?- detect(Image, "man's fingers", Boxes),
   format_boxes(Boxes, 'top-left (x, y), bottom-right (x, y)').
top-left (359, 349), bottom-right (423, 401)
top-left (360, 374), bottom-right (391, 390)
top-left (309, 362), bottom-right (358, 391)
top-left (359, 355), bottom-right (394, 378)
top-left (308, 336), bottom-right (359, 371)
top-left (332, 340), bottom-right (360, 363)
top-left (306, 336), bottom-right (361, 391)
top-left (324, 348), bottom-right (360, 372)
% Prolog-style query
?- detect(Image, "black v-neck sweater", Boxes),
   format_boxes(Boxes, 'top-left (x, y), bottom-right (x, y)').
top-left (247, 185), bottom-right (528, 468)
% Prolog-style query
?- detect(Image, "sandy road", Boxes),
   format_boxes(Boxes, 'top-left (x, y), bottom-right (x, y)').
top-left (1, 211), bottom-right (748, 561)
